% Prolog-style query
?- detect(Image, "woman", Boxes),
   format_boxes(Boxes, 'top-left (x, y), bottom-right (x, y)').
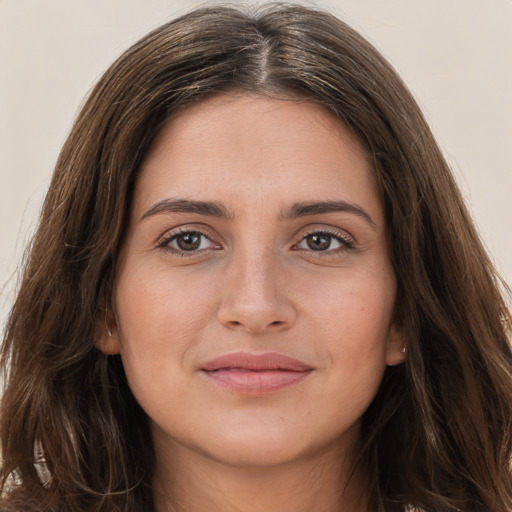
top-left (1, 4), bottom-right (511, 511)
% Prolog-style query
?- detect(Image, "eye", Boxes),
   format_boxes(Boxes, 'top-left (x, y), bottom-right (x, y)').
top-left (158, 229), bottom-right (219, 254)
top-left (294, 230), bottom-right (354, 253)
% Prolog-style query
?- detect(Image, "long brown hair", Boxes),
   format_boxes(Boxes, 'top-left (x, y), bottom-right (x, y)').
top-left (1, 4), bottom-right (511, 511)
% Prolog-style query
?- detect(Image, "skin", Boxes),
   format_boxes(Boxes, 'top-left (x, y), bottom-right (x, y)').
top-left (98, 94), bottom-right (404, 512)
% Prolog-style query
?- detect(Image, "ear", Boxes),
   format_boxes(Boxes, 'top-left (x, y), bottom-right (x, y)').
top-left (385, 323), bottom-right (406, 366)
top-left (95, 308), bottom-right (121, 355)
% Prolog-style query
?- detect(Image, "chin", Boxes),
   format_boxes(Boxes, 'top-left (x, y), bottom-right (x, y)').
top-left (217, 438), bottom-right (304, 468)
top-left (194, 423), bottom-right (354, 469)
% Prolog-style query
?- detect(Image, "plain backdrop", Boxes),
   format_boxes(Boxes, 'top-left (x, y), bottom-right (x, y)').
top-left (1, 0), bottom-right (511, 329)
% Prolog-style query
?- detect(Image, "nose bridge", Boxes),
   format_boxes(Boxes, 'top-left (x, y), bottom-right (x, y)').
top-left (217, 241), bottom-right (295, 332)
top-left (240, 238), bottom-right (273, 285)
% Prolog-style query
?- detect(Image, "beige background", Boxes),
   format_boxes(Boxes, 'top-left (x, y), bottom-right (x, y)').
top-left (1, 0), bottom-right (511, 329)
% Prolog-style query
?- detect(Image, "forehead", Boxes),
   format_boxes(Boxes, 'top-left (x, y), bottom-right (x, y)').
top-left (145, 93), bottom-right (366, 164)
top-left (134, 93), bottom-right (381, 220)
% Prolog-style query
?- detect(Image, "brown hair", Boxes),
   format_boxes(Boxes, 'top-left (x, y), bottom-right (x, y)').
top-left (1, 4), bottom-right (511, 511)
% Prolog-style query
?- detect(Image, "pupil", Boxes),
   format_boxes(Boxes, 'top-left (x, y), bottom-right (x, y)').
top-left (177, 232), bottom-right (201, 251)
top-left (307, 234), bottom-right (331, 251)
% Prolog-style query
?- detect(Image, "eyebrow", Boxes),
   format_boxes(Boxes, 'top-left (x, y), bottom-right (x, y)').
top-left (141, 198), bottom-right (376, 229)
top-left (281, 200), bottom-right (377, 229)
top-left (141, 198), bottom-right (234, 221)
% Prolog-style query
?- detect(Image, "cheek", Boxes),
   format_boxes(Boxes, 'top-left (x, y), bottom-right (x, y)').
top-left (112, 265), bottom-right (218, 388)
top-left (116, 263), bottom-right (217, 334)
top-left (314, 296), bottom-right (392, 431)
top-left (304, 266), bottom-right (395, 376)
top-left (304, 263), bottom-right (395, 333)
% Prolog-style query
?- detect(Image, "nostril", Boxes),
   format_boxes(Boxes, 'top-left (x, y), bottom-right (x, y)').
top-left (217, 298), bottom-right (297, 333)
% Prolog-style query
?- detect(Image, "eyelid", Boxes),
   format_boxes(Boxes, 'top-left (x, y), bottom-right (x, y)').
top-left (295, 224), bottom-right (355, 242)
top-left (154, 223), bottom-right (356, 256)
top-left (155, 224), bottom-right (221, 253)
top-left (291, 225), bottom-right (356, 251)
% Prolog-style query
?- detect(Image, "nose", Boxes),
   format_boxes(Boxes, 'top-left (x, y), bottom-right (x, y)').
top-left (217, 250), bottom-right (297, 334)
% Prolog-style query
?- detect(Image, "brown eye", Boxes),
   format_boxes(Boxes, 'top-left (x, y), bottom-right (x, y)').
top-left (305, 233), bottom-right (332, 251)
top-left (162, 230), bottom-right (217, 253)
top-left (295, 230), bottom-right (354, 254)
top-left (175, 232), bottom-right (202, 251)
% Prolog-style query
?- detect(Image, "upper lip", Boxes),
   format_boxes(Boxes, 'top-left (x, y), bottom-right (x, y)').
top-left (201, 351), bottom-right (314, 372)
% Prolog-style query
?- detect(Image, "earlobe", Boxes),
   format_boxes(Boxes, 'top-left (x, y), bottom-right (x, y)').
top-left (95, 309), bottom-right (121, 355)
top-left (385, 324), bottom-right (406, 366)
top-left (96, 331), bottom-right (121, 355)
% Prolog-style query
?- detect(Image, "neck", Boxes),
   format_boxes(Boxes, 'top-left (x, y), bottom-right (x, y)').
top-left (152, 432), bottom-right (369, 512)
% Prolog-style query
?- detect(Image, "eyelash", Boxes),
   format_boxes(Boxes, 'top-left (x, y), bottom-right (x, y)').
top-left (292, 227), bottom-right (355, 255)
top-left (157, 227), bottom-right (219, 256)
top-left (156, 227), bottom-right (356, 257)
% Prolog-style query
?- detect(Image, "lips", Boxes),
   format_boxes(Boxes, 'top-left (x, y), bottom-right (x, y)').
top-left (201, 352), bottom-right (313, 394)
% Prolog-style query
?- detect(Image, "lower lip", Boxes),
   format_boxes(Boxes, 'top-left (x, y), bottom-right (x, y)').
top-left (202, 369), bottom-right (312, 394)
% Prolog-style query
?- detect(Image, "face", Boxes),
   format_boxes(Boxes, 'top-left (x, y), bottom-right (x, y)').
top-left (99, 94), bottom-right (404, 469)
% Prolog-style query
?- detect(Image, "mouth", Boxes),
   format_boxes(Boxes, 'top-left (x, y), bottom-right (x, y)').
top-left (200, 352), bottom-right (314, 394)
